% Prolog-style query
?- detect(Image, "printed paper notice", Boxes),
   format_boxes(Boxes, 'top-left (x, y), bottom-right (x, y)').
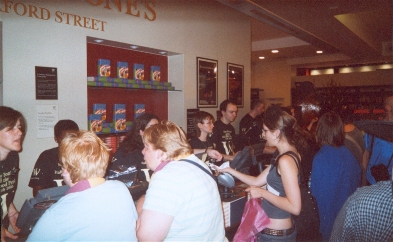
top-left (37, 105), bottom-right (58, 138)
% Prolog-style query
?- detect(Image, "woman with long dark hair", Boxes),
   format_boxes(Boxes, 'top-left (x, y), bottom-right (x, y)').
top-left (218, 105), bottom-right (304, 241)
top-left (107, 113), bottom-right (159, 182)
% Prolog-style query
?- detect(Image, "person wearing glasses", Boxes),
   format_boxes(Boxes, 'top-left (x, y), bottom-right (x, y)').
top-left (218, 105), bottom-right (305, 241)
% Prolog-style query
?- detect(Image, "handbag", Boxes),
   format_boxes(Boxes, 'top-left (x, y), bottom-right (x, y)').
top-left (283, 151), bottom-right (322, 241)
top-left (369, 136), bottom-right (393, 182)
top-left (233, 198), bottom-right (270, 242)
top-left (370, 153), bottom-right (393, 182)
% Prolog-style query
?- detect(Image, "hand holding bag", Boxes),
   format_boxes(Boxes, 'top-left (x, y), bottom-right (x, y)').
top-left (233, 198), bottom-right (270, 242)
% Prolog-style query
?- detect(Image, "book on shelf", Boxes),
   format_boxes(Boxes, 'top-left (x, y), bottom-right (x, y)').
top-left (134, 64), bottom-right (144, 81)
top-left (134, 104), bottom-right (145, 119)
top-left (117, 61), bottom-right (129, 79)
top-left (112, 104), bottom-right (127, 132)
top-left (112, 113), bottom-right (127, 132)
top-left (88, 114), bottom-right (103, 134)
top-left (150, 66), bottom-right (160, 82)
top-left (92, 103), bottom-right (106, 121)
top-left (103, 136), bottom-right (118, 154)
top-left (98, 59), bottom-right (111, 77)
top-left (113, 104), bottom-right (126, 115)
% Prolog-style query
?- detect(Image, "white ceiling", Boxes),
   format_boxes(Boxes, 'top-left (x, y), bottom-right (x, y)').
top-left (217, 0), bottom-right (393, 68)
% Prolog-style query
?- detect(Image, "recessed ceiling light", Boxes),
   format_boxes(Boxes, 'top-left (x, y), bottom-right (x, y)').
top-left (130, 45), bottom-right (138, 49)
top-left (316, 50), bottom-right (323, 54)
top-left (271, 50), bottom-right (279, 53)
top-left (259, 56), bottom-right (265, 59)
top-left (159, 51), bottom-right (167, 55)
top-left (94, 39), bottom-right (103, 43)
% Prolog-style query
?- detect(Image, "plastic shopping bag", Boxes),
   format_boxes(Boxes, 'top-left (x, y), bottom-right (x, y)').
top-left (233, 198), bottom-right (270, 242)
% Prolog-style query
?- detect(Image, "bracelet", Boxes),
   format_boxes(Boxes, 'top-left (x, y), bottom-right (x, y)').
top-left (8, 212), bottom-right (18, 218)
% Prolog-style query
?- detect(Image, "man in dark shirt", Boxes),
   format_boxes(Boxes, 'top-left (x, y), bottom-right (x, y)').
top-left (211, 100), bottom-right (238, 163)
top-left (239, 99), bottom-right (264, 149)
top-left (29, 119), bottom-right (79, 196)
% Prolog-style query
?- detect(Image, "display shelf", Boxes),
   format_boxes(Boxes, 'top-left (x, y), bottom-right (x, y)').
top-left (316, 85), bottom-right (393, 120)
top-left (87, 77), bottom-right (181, 91)
top-left (292, 83), bottom-right (393, 121)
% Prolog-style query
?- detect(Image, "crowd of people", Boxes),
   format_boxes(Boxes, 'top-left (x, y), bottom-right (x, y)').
top-left (1, 96), bottom-right (392, 241)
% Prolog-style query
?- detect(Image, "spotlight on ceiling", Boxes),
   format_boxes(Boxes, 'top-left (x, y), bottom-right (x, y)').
top-left (271, 50), bottom-right (279, 53)
top-left (130, 45), bottom-right (139, 49)
top-left (259, 56), bottom-right (265, 59)
top-left (316, 50), bottom-right (323, 54)
top-left (94, 39), bottom-right (104, 43)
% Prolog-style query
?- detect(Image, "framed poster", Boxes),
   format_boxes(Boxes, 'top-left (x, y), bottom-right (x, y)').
top-left (197, 57), bottom-right (218, 108)
top-left (227, 63), bottom-right (244, 107)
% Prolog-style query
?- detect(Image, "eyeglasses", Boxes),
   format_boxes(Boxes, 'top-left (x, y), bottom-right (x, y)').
top-left (203, 122), bottom-right (213, 125)
top-left (262, 128), bottom-right (269, 133)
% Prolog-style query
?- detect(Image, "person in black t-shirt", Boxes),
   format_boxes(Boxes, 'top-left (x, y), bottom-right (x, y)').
top-left (211, 100), bottom-right (239, 164)
top-left (0, 106), bottom-right (27, 241)
top-left (189, 111), bottom-right (216, 164)
top-left (239, 99), bottom-right (264, 150)
top-left (29, 119), bottom-right (79, 196)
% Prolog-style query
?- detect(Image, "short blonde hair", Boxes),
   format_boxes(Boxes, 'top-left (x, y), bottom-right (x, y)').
top-left (59, 130), bottom-right (110, 183)
top-left (143, 120), bottom-right (192, 160)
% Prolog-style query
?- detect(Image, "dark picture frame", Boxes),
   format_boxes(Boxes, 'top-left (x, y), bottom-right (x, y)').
top-left (197, 57), bottom-right (218, 108)
top-left (227, 63), bottom-right (244, 107)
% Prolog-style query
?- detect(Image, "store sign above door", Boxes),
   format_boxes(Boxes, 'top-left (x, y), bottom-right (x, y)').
top-left (0, 0), bottom-right (157, 32)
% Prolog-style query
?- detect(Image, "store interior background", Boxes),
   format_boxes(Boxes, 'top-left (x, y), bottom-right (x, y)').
top-left (1, 0), bottom-right (392, 210)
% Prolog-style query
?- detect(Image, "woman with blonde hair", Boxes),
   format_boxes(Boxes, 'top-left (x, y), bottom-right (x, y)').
top-left (136, 120), bottom-right (225, 241)
top-left (27, 131), bottom-right (137, 241)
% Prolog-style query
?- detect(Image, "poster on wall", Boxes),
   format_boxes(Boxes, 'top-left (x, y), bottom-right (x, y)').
top-left (35, 66), bottom-right (58, 100)
top-left (227, 63), bottom-right (244, 107)
top-left (186, 108), bottom-right (200, 139)
top-left (197, 57), bottom-right (218, 108)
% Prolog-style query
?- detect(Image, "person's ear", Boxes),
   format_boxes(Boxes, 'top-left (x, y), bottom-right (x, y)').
top-left (197, 123), bottom-right (203, 130)
top-left (272, 129), bottom-right (280, 139)
top-left (158, 150), bottom-right (168, 161)
top-left (139, 129), bottom-right (144, 136)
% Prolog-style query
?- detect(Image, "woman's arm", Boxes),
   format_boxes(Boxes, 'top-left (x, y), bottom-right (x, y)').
top-left (218, 164), bottom-right (269, 187)
top-left (8, 203), bottom-right (21, 233)
top-left (137, 209), bottom-right (173, 242)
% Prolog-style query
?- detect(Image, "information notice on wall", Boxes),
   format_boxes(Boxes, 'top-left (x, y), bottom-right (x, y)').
top-left (35, 66), bottom-right (58, 100)
top-left (186, 108), bottom-right (199, 139)
top-left (36, 105), bottom-right (58, 138)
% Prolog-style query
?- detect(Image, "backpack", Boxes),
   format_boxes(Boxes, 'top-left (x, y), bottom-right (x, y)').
top-left (276, 151), bottom-right (322, 241)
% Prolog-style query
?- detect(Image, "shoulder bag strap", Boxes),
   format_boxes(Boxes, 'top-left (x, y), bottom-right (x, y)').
top-left (345, 135), bottom-right (363, 155)
top-left (180, 159), bottom-right (216, 182)
top-left (387, 152), bottom-right (393, 168)
top-left (276, 151), bottom-right (305, 184)
top-left (275, 151), bottom-right (300, 168)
